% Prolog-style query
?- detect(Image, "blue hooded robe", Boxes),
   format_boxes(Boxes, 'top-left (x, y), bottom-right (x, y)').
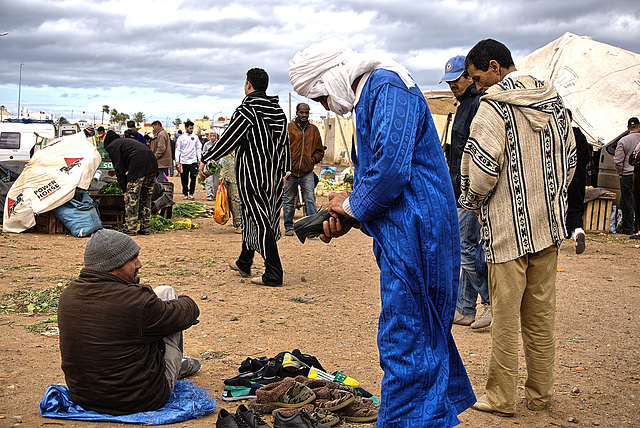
top-left (349, 69), bottom-right (475, 427)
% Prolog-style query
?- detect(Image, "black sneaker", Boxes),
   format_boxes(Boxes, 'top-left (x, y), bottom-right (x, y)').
top-left (293, 209), bottom-right (330, 243)
top-left (273, 409), bottom-right (330, 428)
top-left (236, 404), bottom-right (271, 428)
top-left (137, 230), bottom-right (150, 235)
top-left (121, 230), bottom-right (137, 236)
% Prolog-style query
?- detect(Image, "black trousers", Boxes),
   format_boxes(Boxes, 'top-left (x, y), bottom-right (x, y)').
top-left (236, 229), bottom-right (283, 286)
top-left (633, 169), bottom-right (640, 233)
top-left (620, 174), bottom-right (634, 234)
top-left (180, 163), bottom-right (198, 196)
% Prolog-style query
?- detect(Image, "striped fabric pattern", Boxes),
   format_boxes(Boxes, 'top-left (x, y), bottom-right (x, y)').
top-left (459, 75), bottom-right (576, 264)
top-left (202, 91), bottom-right (290, 255)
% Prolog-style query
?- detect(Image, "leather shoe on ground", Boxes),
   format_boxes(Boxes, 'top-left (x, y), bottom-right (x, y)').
top-left (575, 231), bottom-right (586, 254)
top-left (236, 404), bottom-right (271, 428)
top-left (137, 230), bottom-right (150, 235)
top-left (251, 276), bottom-right (282, 287)
top-left (293, 209), bottom-right (330, 243)
top-left (285, 229), bottom-right (294, 236)
top-left (229, 261), bottom-right (251, 278)
top-left (471, 393), bottom-right (514, 417)
top-left (122, 230), bottom-right (137, 236)
top-left (453, 310), bottom-right (474, 326)
top-left (216, 408), bottom-right (239, 428)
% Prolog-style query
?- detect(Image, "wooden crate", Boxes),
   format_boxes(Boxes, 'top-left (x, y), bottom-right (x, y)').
top-left (584, 192), bottom-right (616, 233)
top-left (34, 211), bottom-right (71, 234)
top-left (90, 194), bottom-right (125, 227)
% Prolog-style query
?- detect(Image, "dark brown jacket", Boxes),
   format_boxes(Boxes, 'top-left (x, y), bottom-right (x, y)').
top-left (58, 269), bottom-right (199, 415)
top-left (287, 120), bottom-right (324, 177)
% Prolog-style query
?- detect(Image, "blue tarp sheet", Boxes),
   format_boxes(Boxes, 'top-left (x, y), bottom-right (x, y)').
top-left (39, 380), bottom-right (217, 425)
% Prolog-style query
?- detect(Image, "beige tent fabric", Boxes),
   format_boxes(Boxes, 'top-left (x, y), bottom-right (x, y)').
top-left (517, 32), bottom-right (640, 146)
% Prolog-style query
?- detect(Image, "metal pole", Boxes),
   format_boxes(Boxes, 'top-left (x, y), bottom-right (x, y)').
top-left (17, 62), bottom-right (24, 118)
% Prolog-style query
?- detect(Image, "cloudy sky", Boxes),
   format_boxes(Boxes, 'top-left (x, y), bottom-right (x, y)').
top-left (0, 0), bottom-right (638, 125)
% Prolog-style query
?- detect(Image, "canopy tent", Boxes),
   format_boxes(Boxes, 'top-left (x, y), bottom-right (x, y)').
top-left (517, 32), bottom-right (640, 147)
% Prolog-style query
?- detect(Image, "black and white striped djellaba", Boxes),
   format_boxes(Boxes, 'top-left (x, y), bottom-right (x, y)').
top-left (202, 91), bottom-right (290, 256)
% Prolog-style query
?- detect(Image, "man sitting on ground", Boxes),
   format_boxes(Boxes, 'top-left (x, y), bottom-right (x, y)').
top-left (58, 229), bottom-right (201, 415)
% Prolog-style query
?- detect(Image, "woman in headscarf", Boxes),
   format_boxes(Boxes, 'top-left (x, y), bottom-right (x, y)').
top-left (289, 39), bottom-right (474, 427)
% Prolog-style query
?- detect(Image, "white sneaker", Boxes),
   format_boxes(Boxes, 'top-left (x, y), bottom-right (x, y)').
top-left (471, 304), bottom-right (492, 329)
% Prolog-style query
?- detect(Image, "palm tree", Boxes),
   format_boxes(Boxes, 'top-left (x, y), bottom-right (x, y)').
top-left (101, 105), bottom-right (110, 124)
top-left (110, 108), bottom-right (118, 124)
top-left (132, 112), bottom-right (145, 126)
top-left (173, 117), bottom-right (182, 127)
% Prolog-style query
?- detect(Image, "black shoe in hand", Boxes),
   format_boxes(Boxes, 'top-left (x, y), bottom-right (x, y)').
top-left (293, 209), bottom-right (331, 243)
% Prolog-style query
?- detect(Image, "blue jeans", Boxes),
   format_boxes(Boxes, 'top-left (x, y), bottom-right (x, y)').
top-left (283, 172), bottom-right (317, 231)
top-left (457, 208), bottom-right (489, 317)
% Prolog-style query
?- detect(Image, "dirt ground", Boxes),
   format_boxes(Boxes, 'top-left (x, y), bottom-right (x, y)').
top-left (0, 175), bottom-right (639, 428)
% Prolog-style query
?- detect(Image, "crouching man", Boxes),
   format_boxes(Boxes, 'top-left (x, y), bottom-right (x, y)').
top-left (58, 229), bottom-right (200, 415)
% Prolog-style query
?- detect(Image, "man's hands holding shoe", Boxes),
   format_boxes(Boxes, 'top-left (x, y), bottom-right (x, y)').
top-left (319, 190), bottom-right (360, 243)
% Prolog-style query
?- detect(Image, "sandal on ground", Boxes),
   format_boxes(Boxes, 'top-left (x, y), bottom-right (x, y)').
top-left (178, 356), bottom-right (201, 379)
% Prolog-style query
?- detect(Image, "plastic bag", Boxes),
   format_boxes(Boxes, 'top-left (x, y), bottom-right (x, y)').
top-left (52, 190), bottom-right (101, 237)
top-left (214, 182), bottom-right (229, 225)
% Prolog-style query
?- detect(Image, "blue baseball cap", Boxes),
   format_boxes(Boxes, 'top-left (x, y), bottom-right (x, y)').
top-left (440, 55), bottom-right (466, 83)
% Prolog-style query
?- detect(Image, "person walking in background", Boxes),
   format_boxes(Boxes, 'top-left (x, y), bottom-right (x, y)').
top-left (170, 130), bottom-right (181, 177)
top-left (631, 139), bottom-right (640, 239)
top-left (565, 110), bottom-right (592, 253)
top-left (614, 117), bottom-right (640, 235)
top-left (440, 55), bottom-right (491, 329)
top-left (218, 151), bottom-right (242, 233)
top-left (201, 130), bottom-right (220, 201)
top-left (149, 120), bottom-right (172, 181)
top-left (461, 39), bottom-right (575, 417)
top-left (126, 120), bottom-right (145, 144)
top-left (200, 68), bottom-right (289, 287)
top-left (283, 102), bottom-right (325, 236)
top-left (175, 121), bottom-right (201, 200)
top-left (289, 39), bottom-right (474, 427)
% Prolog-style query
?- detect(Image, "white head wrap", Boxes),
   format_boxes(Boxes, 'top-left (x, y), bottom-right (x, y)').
top-left (289, 38), bottom-right (415, 116)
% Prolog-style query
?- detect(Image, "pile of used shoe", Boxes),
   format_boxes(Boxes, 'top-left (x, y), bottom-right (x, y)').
top-left (217, 350), bottom-right (379, 427)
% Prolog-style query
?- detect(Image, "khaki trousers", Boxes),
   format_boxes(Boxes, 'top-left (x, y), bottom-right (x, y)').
top-left (485, 245), bottom-right (557, 413)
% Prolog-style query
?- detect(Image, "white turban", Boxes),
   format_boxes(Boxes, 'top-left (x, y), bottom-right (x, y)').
top-left (289, 38), bottom-right (414, 116)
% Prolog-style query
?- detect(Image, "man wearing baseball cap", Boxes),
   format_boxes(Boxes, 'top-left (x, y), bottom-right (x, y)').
top-left (614, 117), bottom-right (640, 234)
top-left (440, 55), bottom-right (491, 329)
top-left (58, 229), bottom-right (201, 415)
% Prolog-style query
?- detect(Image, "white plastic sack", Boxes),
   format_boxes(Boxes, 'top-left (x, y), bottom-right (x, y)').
top-left (3, 133), bottom-right (102, 233)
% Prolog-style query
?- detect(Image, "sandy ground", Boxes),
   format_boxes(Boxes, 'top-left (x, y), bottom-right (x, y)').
top-left (0, 176), bottom-right (638, 428)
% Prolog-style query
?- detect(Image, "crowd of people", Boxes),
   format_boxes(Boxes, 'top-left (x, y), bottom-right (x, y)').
top-left (55, 37), bottom-right (638, 427)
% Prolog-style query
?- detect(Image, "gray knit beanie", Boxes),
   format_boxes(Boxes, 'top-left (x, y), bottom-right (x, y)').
top-left (84, 229), bottom-right (141, 272)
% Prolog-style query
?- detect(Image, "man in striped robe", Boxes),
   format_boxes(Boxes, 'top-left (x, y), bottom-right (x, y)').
top-left (200, 68), bottom-right (289, 287)
top-left (460, 39), bottom-right (576, 417)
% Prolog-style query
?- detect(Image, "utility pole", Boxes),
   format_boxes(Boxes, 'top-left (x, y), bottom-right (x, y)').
top-left (17, 62), bottom-right (24, 118)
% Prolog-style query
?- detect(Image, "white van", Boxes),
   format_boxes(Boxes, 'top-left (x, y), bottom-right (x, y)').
top-left (0, 121), bottom-right (57, 161)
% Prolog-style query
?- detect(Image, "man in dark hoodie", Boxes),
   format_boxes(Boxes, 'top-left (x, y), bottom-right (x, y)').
top-left (199, 68), bottom-right (289, 287)
top-left (440, 55), bottom-right (491, 330)
top-left (58, 229), bottom-right (200, 415)
top-left (104, 130), bottom-right (158, 235)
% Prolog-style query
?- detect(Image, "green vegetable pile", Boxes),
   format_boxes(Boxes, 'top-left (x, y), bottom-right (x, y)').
top-left (149, 215), bottom-right (199, 233)
top-left (317, 178), bottom-right (352, 191)
top-left (172, 202), bottom-right (214, 218)
top-left (98, 182), bottom-right (123, 195)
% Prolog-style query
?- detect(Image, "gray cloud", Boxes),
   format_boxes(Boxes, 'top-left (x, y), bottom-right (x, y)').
top-left (0, 0), bottom-right (638, 119)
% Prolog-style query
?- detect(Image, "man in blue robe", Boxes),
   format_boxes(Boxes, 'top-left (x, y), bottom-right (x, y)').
top-left (289, 39), bottom-right (475, 427)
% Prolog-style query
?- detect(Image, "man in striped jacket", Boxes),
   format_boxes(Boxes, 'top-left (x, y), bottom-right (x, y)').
top-left (460, 39), bottom-right (576, 417)
top-left (200, 68), bottom-right (290, 287)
